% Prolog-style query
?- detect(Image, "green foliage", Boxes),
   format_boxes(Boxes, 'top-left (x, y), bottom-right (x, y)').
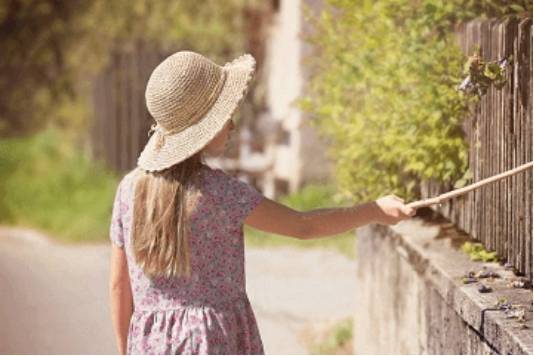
top-left (464, 0), bottom-right (533, 17)
top-left (279, 183), bottom-right (353, 210)
top-left (453, 167), bottom-right (474, 189)
top-left (0, 0), bottom-right (265, 136)
top-left (0, 0), bottom-right (94, 136)
top-left (84, 0), bottom-right (266, 65)
top-left (0, 126), bottom-right (119, 243)
top-left (459, 46), bottom-right (512, 100)
top-left (245, 184), bottom-right (356, 259)
top-left (310, 318), bottom-right (353, 354)
top-left (461, 241), bottom-right (500, 262)
top-left (299, 0), bottom-right (530, 204)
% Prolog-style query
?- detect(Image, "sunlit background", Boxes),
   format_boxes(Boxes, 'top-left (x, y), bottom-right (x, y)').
top-left (0, 0), bottom-right (532, 354)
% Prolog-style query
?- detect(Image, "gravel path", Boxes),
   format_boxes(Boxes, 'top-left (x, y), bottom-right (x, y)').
top-left (0, 227), bottom-right (356, 354)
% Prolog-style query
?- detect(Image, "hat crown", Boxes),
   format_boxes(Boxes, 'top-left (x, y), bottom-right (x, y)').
top-left (145, 51), bottom-right (226, 132)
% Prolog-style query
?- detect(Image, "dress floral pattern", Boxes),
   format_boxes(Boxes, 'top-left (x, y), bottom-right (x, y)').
top-left (109, 164), bottom-right (265, 354)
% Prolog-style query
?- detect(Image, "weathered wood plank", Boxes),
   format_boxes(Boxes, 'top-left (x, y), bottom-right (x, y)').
top-left (503, 17), bottom-right (518, 271)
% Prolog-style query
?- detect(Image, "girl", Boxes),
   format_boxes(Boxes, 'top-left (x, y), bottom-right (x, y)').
top-left (108, 50), bottom-right (416, 355)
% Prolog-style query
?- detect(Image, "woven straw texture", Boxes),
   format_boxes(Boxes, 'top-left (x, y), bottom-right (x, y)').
top-left (138, 51), bottom-right (256, 172)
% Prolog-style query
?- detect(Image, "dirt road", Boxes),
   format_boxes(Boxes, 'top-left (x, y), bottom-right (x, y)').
top-left (0, 227), bottom-right (356, 354)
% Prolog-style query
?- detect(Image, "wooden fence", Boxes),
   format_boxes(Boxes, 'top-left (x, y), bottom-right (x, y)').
top-left (421, 16), bottom-right (532, 278)
top-left (90, 41), bottom-right (168, 174)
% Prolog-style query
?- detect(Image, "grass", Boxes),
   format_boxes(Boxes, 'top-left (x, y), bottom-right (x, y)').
top-left (461, 241), bottom-right (499, 262)
top-left (307, 317), bottom-right (353, 354)
top-left (0, 127), bottom-right (120, 244)
top-left (244, 184), bottom-right (357, 260)
top-left (244, 226), bottom-right (356, 260)
top-left (0, 128), bottom-right (357, 259)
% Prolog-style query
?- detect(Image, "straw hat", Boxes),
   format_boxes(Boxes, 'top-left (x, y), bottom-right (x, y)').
top-left (137, 50), bottom-right (256, 172)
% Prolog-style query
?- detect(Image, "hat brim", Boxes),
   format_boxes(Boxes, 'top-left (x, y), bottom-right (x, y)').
top-left (137, 53), bottom-right (256, 172)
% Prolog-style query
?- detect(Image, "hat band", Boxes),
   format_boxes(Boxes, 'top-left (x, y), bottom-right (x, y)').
top-left (148, 70), bottom-right (228, 151)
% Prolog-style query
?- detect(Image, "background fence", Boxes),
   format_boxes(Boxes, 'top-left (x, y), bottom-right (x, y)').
top-left (421, 16), bottom-right (532, 278)
top-left (90, 41), bottom-right (167, 173)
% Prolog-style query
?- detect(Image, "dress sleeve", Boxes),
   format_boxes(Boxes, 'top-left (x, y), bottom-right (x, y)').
top-left (221, 171), bottom-right (264, 227)
top-left (109, 180), bottom-right (125, 248)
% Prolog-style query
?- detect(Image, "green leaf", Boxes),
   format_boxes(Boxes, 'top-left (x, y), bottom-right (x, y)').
top-left (509, 4), bottom-right (525, 12)
top-left (464, 168), bottom-right (474, 180)
top-left (454, 178), bottom-right (466, 189)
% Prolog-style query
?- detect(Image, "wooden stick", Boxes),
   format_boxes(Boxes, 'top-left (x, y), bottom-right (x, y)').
top-left (406, 161), bottom-right (533, 209)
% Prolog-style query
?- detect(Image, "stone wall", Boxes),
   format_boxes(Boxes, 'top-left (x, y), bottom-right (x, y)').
top-left (353, 210), bottom-right (533, 354)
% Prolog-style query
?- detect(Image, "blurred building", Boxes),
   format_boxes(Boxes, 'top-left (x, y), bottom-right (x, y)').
top-left (208, 0), bottom-right (335, 199)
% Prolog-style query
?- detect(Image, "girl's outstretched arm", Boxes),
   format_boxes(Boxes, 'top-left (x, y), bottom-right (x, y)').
top-left (244, 195), bottom-right (415, 240)
top-left (109, 244), bottom-right (133, 355)
top-left (244, 197), bottom-right (379, 240)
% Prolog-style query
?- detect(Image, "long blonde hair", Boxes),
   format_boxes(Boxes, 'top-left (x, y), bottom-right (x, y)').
top-left (131, 151), bottom-right (204, 280)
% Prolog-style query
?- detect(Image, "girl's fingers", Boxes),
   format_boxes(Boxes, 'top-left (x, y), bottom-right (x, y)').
top-left (403, 207), bottom-right (416, 217)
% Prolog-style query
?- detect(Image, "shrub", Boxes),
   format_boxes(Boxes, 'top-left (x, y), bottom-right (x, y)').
top-left (461, 241), bottom-right (499, 262)
top-left (298, 0), bottom-right (530, 204)
top-left (0, 127), bottom-right (119, 243)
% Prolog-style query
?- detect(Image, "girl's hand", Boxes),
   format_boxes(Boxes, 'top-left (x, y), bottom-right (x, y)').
top-left (372, 194), bottom-right (416, 226)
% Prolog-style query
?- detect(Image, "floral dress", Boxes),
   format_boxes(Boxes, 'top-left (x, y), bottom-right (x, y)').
top-left (109, 164), bottom-right (265, 354)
